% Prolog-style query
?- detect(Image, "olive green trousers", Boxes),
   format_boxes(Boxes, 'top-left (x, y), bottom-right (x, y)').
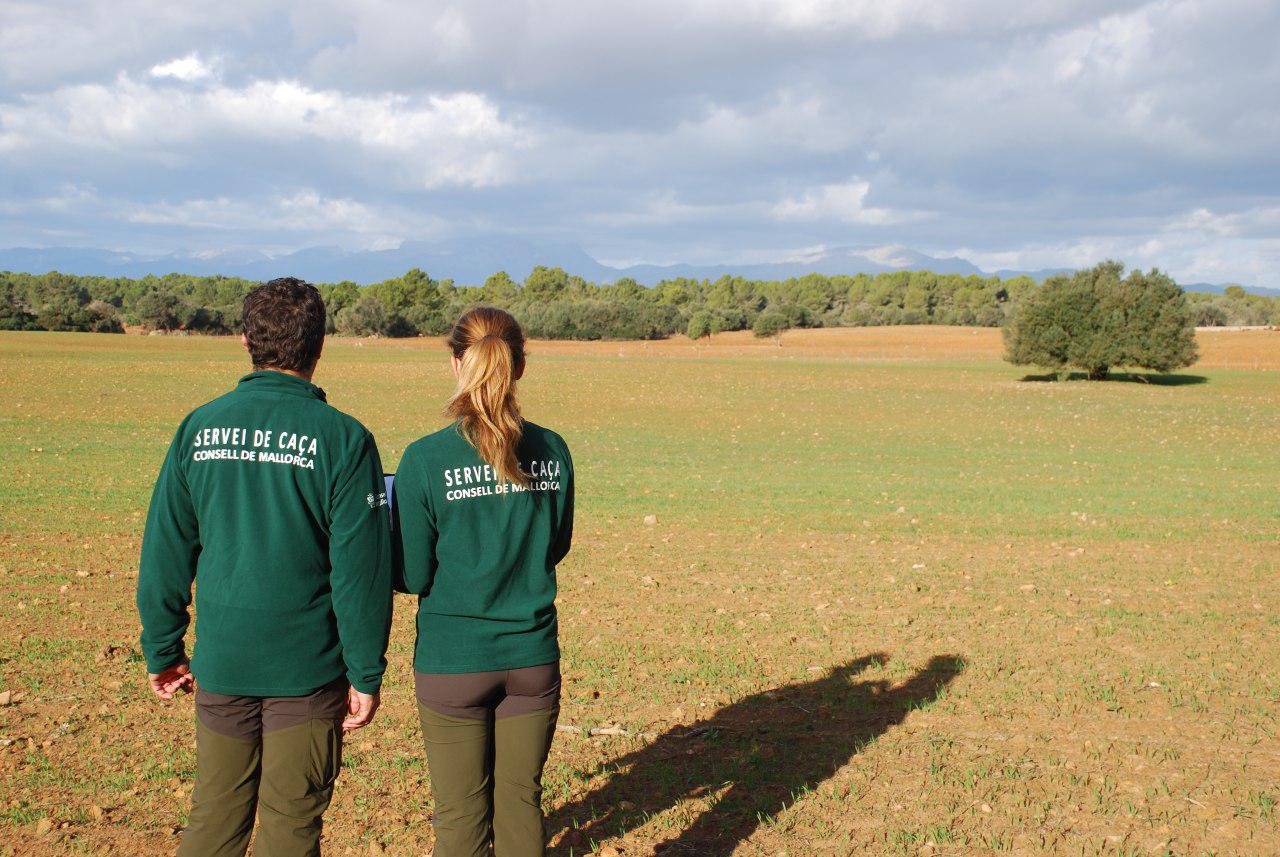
top-left (417, 664), bottom-right (560, 857)
top-left (177, 679), bottom-right (347, 857)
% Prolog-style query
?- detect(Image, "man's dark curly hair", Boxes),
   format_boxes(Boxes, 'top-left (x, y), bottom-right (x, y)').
top-left (242, 277), bottom-right (326, 372)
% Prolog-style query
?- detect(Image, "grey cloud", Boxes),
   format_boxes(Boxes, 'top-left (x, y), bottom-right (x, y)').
top-left (0, 0), bottom-right (1277, 284)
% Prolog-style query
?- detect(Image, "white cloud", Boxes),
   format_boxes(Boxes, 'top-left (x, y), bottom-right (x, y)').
top-left (874, 0), bottom-right (1278, 175)
top-left (125, 190), bottom-right (436, 238)
top-left (674, 92), bottom-right (859, 156)
top-left (700, 0), bottom-right (1147, 37)
top-left (1, 0), bottom-right (1278, 283)
top-left (732, 0), bottom-right (965, 35)
top-left (0, 183), bottom-right (100, 218)
top-left (149, 53), bottom-right (216, 81)
top-left (953, 204), bottom-right (1280, 284)
top-left (862, 245), bottom-right (921, 267)
top-left (1168, 206), bottom-right (1280, 240)
top-left (771, 178), bottom-right (928, 226)
top-left (0, 75), bottom-right (528, 189)
top-left (0, 184), bottom-right (447, 250)
top-left (1050, 6), bottom-right (1154, 81)
top-left (584, 191), bottom-right (752, 227)
top-left (0, 1), bottom-right (268, 89)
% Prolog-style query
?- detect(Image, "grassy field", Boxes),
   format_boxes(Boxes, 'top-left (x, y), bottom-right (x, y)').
top-left (1, 326), bottom-right (1277, 856)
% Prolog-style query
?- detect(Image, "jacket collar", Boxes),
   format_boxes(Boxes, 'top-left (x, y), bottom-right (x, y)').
top-left (236, 370), bottom-right (327, 402)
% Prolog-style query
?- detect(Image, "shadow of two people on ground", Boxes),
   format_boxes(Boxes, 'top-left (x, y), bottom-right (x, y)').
top-left (548, 653), bottom-right (964, 856)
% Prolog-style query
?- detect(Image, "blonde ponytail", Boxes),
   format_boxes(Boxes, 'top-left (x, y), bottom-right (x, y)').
top-left (445, 307), bottom-right (528, 486)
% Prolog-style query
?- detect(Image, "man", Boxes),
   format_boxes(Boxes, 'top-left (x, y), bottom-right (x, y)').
top-left (138, 277), bottom-right (393, 856)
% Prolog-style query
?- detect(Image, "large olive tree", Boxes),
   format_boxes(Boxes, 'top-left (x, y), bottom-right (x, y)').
top-left (1004, 261), bottom-right (1197, 379)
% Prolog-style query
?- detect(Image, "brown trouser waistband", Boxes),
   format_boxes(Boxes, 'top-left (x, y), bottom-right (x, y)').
top-left (195, 676), bottom-right (349, 741)
top-left (415, 662), bottom-right (561, 721)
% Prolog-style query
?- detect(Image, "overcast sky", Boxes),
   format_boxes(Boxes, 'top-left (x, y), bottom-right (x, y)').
top-left (1, 0), bottom-right (1278, 283)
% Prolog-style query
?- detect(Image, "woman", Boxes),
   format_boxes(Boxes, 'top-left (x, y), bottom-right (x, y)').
top-left (393, 306), bottom-right (573, 857)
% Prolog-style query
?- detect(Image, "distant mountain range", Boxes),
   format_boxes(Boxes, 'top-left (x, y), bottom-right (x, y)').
top-left (0, 239), bottom-right (1274, 296)
top-left (1177, 282), bottom-right (1280, 297)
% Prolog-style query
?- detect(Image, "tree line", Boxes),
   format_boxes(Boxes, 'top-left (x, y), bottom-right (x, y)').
top-left (1185, 286), bottom-right (1280, 327)
top-left (1, 265), bottom-right (1275, 341)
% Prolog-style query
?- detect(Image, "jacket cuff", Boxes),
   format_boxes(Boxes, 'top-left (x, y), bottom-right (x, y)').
top-left (144, 648), bottom-right (187, 675)
top-left (348, 672), bottom-right (383, 695)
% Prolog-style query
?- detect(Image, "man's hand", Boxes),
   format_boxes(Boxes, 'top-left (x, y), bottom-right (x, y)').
top-left (147, 658), bottom-right (194, 700)
top-left (342, 687), bottom-right (380, 732)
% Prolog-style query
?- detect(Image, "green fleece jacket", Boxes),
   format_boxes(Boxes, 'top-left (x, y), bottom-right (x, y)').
top-left (137, 370), bottom-right (393, 696)
top-left (392, 421), bottom-right (573, 674)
